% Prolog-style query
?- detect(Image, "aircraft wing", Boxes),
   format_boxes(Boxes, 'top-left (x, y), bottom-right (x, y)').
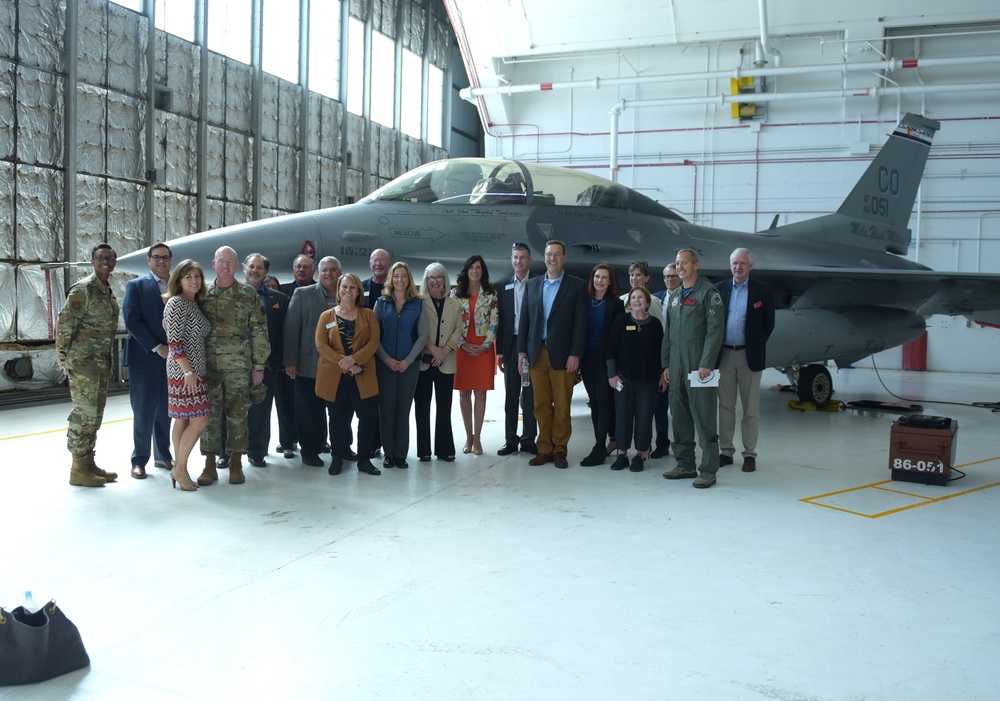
top-left (749, 266), bottom-right (1000, 324)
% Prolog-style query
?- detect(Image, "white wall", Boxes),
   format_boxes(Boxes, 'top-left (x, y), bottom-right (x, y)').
top-left (475, 17), bottom-right (1000, 372)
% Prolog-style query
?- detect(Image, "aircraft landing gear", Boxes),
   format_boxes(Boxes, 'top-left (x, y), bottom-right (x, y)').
top-left (781, 364), bottom-right (834, 407)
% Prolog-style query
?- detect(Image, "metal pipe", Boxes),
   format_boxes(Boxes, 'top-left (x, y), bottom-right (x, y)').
top-left (460, 54), bottom-right (1000, 101)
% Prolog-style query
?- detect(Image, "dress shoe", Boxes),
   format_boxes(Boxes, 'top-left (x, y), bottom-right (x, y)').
top-left (649, 444), bottom-right (670, 459)
top-left (610, 454), bottom-right (629, 471)
top-left (554, 452), bottom-right (569, 469)
top-left (358, 459), bottom-right (381, 475)
top-left (520, 440), bottom-right (538, 455)
top-left (742, 457), bottom-right (757, 473)
top-left (131, 464), bottom-right (147, 479)
top-left (328, 457), bottom-right (343, 475)
top-left (472, 436), bottom-right (483, 455)
top-left (396, 460), bottom-right (409, 470)
top-left (439, 455), bottom-right (456, 462)
top-left (383, 458), bottom-right (395, 469)
top-left (528, 453), bottom-right (553, 466)
top-left (663, 466), bottom-right (698, 480)
top-left (419, 455), bottom-right (432, 463)
top-left (153, 459), bottom-right (173, 470)
top-left (321, 443), bottom-right (332, 454)
top-left (301, 454), bottom-right (324, 467)
top-left (276, 444), bottom-right (295, 459)
top-left (345, 448), bottom-right (359, 461)
top-left (580, 447), bottom-right (606, 467)
top-left (216, 454), bottom-right (231, 469)
top-left (719, 454), bottom-right (734, 467)
top-left (693, 473), bottom-right (717, 488)
top-left (248, 456), bottom-right (267, 468)
top-left (497, 443), bottom-right (520, 456)
top-left (463, 438), bottom-right (473, 454)
top-left (629, 455), bottom-right (645, 472)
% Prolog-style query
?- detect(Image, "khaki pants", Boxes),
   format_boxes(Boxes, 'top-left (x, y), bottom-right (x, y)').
top-left (718, 347), bottom-right (762, 459)
top-left (529, 345), bottom-right (576, 455)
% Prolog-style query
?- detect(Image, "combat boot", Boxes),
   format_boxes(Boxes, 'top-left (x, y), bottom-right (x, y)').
top-left (228, 453), bottom-right (246, 485)
top-left (197, 454), bottom-right (219, 486)
top-left (69, 454), bottom-right (106, 487)
top-left (86, 450), bottom-right (117, 483)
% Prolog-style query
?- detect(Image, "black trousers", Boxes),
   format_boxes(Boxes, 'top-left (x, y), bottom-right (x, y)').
top-left (414, 366), bottom-right (456, 459)
top-left (614, 378), bottom-right (657, 452)
top-left (328, 377), bottom-right (378, 460)
top-left (653, 385), bottom-right (671, 448)
top-left (274, 370), bottom-right (297, 449)
top-left (501, 343), bottom-right (536, 446)
top-left (245, 365), bottom-right (277, 459)
top-left (580, 353), bottom-right (614, 449)
top-left (294, 375), bottom-right (327, 458)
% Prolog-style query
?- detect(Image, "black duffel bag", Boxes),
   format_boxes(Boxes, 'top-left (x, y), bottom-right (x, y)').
top-left (0, 600), bottom-right (90, 686)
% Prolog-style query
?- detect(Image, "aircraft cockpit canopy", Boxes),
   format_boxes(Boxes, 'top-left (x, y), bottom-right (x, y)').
top-left (364, 158), bottom-right (635, 211)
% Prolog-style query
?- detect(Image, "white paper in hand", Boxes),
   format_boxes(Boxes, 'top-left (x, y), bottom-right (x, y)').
top-left (688, 370), bottom-right (719, 387)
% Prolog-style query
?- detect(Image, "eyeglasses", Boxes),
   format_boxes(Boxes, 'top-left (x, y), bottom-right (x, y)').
top-left (149, 254), bottom-right (171, 262)
top-left (427, 276), bottom-right (445, 282)
top-left (664, 274), bottom-right (680, 279)
top-left (94, 255), bottom-right (117, 262)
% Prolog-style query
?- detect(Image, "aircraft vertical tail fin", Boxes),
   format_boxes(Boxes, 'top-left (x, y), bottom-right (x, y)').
top-left (833, 113), bottom-right (941, 254)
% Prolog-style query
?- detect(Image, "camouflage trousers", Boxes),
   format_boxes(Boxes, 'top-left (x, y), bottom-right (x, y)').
top-left (200, 365), bottom-right (251, 455)
top-left (66, 364), bottom-right (110, 455)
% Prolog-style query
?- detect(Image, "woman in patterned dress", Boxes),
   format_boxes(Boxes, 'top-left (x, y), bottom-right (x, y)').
top-left (452, 255), bottom-right (499, 456)
top-left (163, 260), bottom-right (211, 491)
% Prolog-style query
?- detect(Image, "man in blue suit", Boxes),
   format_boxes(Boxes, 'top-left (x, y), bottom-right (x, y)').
top-left (650, 263), bottom-right (682, 458)
top-left (122, 242), bottom-right (174, 479)
top-left (715, 248), bottom-right (775, 473)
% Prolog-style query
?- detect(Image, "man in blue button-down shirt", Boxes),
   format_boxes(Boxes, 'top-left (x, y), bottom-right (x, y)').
top-left (715, 248), bottom-right (775, 473)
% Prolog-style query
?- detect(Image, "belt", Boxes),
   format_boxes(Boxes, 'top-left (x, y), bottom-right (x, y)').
top-left (723, 344), bottom-right (746, 350)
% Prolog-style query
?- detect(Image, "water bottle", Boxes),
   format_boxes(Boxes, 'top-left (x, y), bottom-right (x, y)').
top-left (23, 590), bottom-right (39, 613)
top-left (520, 358), bottom-right (531, 387)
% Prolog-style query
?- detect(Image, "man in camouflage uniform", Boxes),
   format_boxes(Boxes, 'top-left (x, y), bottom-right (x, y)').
top-left (660, 248), bottom-right (725, 489)
top-left (56, 243), bottom-right (121, 487)
top-left (197, 246), bottom-right (270, 486)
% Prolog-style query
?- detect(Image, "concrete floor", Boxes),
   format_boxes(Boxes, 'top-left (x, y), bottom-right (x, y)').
top-left (1, 367), bottom-right (999, 700)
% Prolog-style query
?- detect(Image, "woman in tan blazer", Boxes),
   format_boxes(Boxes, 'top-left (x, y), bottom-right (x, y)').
top-left (315, 273), bottom-right (382, 476)
top-left (414, 262), bottom-right (464, 462)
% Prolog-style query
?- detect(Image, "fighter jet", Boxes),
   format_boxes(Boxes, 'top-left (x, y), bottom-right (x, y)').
top-left (117, 112), bottom-right (1000, 406)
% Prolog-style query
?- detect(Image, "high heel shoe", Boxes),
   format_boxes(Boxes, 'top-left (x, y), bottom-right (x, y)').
top-left (463, 438), bottom-right (473, 454)
top-left (170, 467), bottom-right (198, 491)
top-left (472, 435), bottom-right (483, 455)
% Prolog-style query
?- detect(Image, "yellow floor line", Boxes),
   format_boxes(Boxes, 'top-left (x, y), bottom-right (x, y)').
top-left (801, 456), bottom-right (1000, 518)
top-left (0, 417), bottom-right (133, 441)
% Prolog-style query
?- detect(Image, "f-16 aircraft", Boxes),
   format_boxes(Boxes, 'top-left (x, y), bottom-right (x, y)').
top-left (118, 112), bottom-right (1000, 406)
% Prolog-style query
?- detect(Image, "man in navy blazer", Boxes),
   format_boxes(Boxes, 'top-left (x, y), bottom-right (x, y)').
top-left (495, 242), bottom-right (537, 455)
top-left (715, 248), bottom-right (775, 473)
top-left (650, 263), bottom-right (682, 458)
top-left (517, 240), bottom-right (588, 468)
top-left (122, 242), bottom-right (174, 479)
top-left (243, 253), bottom-right (289, 467)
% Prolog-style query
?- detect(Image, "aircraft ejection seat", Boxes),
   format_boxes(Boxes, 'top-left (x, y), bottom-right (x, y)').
top-left (470, 172), bottom-right (527, 204)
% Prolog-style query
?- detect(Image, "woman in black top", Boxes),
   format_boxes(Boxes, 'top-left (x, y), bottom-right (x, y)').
top-left (607, 286), bottom-right (664, 473)
top-left (579, 264), bottom-right (624, 466)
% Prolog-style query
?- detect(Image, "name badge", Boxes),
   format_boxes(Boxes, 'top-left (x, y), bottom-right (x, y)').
top-left (626, 325), bottom-right (636, 331)
top-left (325, 321), bottom-right (337, 329)
top-left (505, 283), bottom-right (515, 291)
top-left (683, 298), bottom-right (697, 306)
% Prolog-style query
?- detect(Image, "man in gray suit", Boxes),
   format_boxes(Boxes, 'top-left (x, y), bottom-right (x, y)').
top-left (517, 240), bottom-right (588, 469)
top-left (283, 256), bottom-right (349, 467)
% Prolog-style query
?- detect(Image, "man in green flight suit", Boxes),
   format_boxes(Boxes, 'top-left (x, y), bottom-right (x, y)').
top-left (56, 243), bottom-right (121, 487)
top-left (197, 245), bottom-right (270, 486)
top-left (660, 248), bottom-right (725, 489)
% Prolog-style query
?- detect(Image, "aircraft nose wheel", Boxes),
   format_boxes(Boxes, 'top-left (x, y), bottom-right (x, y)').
top-left (797, 364), bottom-right (833, 407)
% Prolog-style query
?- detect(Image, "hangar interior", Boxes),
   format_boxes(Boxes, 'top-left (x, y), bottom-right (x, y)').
top-left (2, 0), bottom-right (1000, 699)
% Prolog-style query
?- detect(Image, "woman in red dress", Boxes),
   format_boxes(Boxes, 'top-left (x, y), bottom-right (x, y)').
top-left (452, 255), bottom-right (499, 455)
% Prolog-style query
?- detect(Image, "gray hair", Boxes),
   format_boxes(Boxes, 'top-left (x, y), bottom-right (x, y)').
top-left (676, 248), bottom-right (700, 263)
top-left (730, 247), bottom-right (753, 264)
top-left (318, 256), bottom-right (341, 271)
top-left (421, 261), bottom-right (450, 295)
top-left (243, 252), bottom-right (269, 271)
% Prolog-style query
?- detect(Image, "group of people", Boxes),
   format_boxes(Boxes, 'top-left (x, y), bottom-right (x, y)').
top-left (55, 237), bottom-right (774, 491)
